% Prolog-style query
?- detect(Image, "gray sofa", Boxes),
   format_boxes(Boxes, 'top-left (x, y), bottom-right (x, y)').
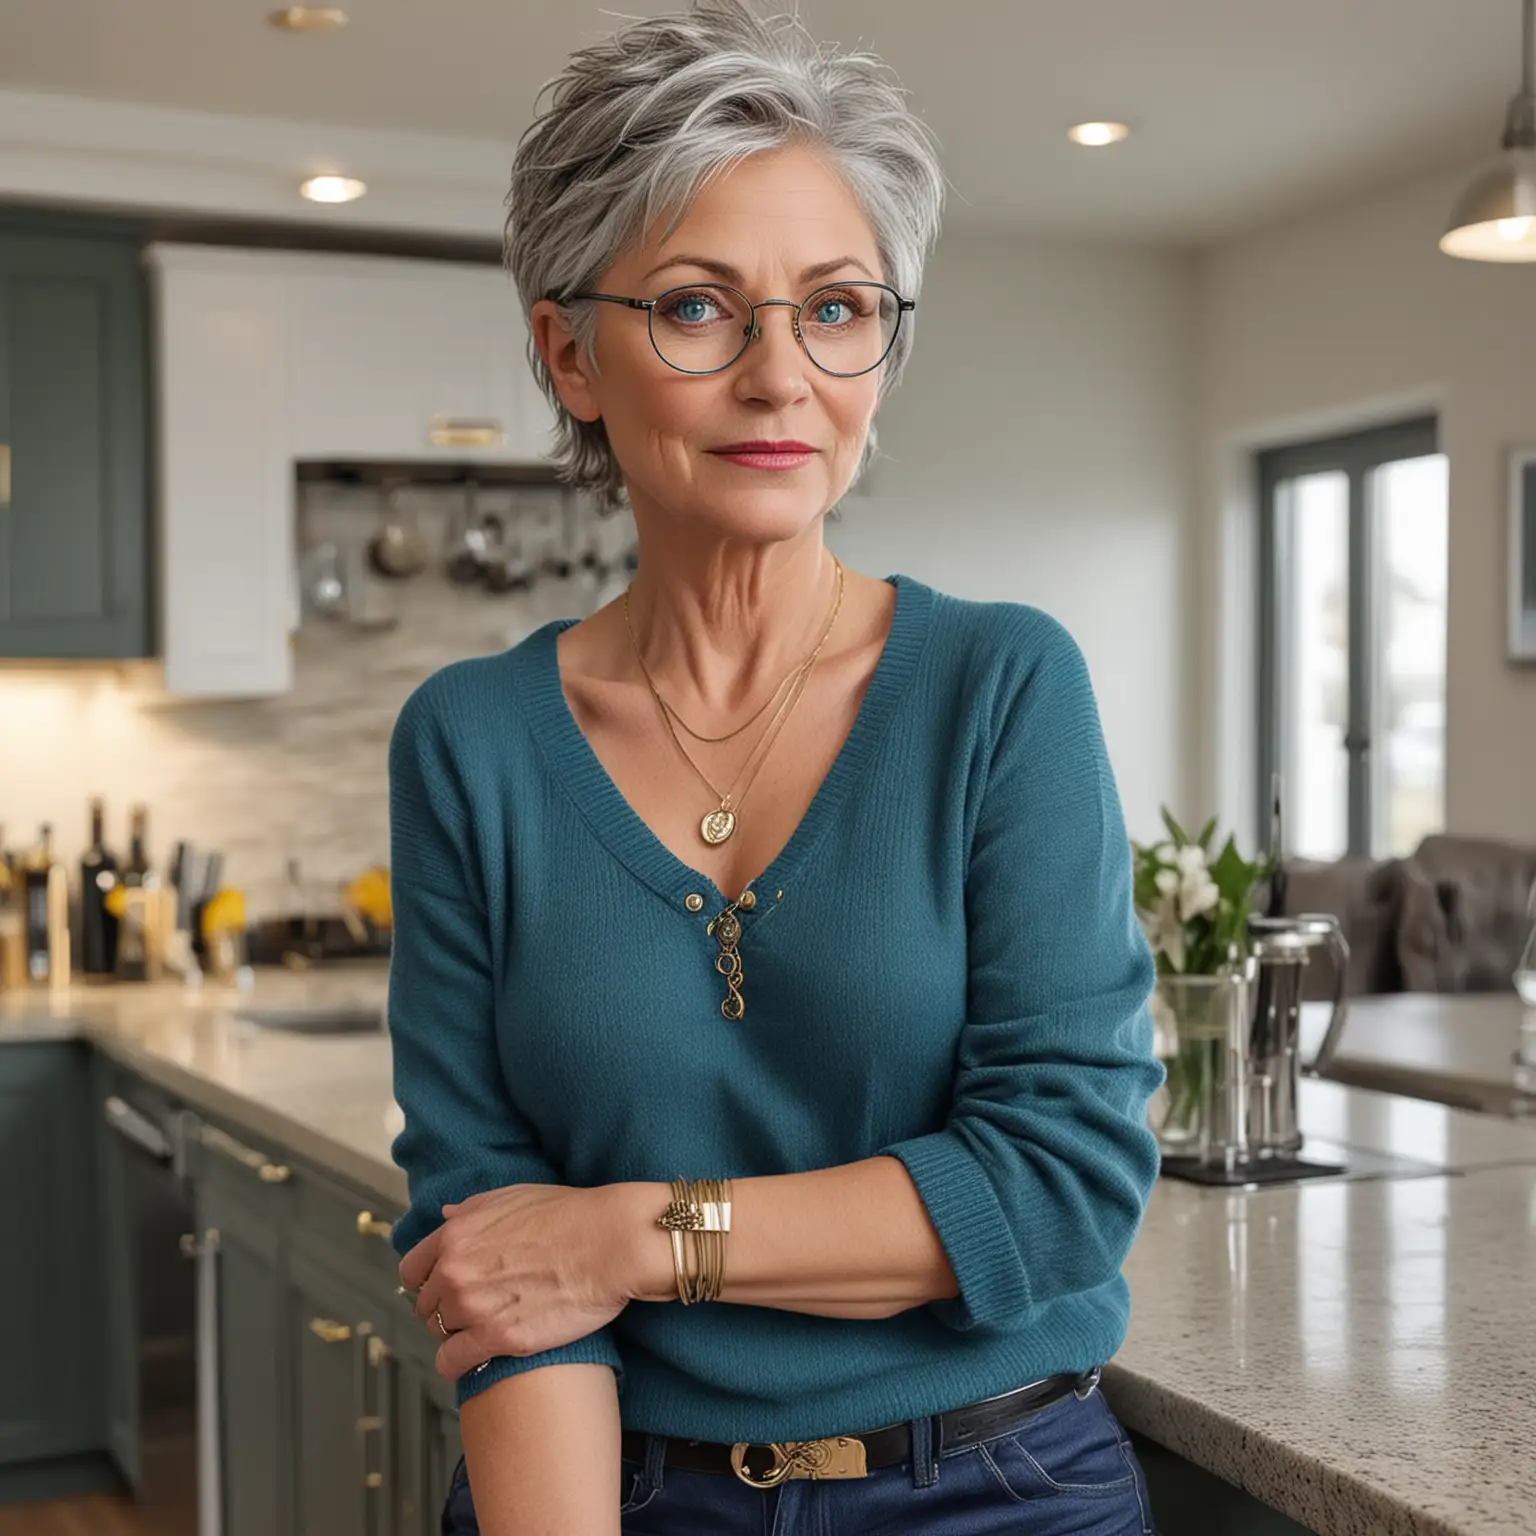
top-left (1274, 834), bottom-right (1536, 998)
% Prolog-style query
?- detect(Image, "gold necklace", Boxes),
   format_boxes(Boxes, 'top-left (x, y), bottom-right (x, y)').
top-left (626, 578), bottom-right (830, 745)
top-left (624, 556), bottom-right (845, 846)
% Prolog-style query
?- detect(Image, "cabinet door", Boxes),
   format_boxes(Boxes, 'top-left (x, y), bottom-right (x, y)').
top-left (389, 1351), bottom-right (463, 1536)
top-left (146, 243), bottom-right (292, 697)
top-left (0, 229), bottom-right (148, 657)
top-left (283, 255), bottom-right (542, 465)
top-left (0, 1043), bottom-right (101, 1464)
top-left (286, 1252), bottom-right (385, 1536)
top-left (198, 1174), bottom-right (290, 1536)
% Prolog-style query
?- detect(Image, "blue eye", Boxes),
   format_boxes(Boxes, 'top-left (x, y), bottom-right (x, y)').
top-left (659, 289), bottom-right (731, 326)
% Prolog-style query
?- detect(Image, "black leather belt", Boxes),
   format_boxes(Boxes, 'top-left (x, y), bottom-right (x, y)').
top-left (620, 1367), bottom-right (1101, 1486)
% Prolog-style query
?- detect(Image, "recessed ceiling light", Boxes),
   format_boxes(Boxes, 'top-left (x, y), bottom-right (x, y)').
top-left (269, 7), bottom-right (349, 32)
top-left (1068, 121), bottom-right (1131, 148)
top-left (300, 175), bottom-right (367, 204)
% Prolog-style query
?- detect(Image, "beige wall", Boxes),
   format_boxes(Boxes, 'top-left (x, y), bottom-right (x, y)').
top-left (840, 229), bottom-right (1199, 841)
top-left (1194, 162), bottom-right (1536, 845)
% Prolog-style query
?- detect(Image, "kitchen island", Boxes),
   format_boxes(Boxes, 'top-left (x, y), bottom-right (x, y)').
top-left (5, 969), bottom-right (1536, 1536)
top-left (1300, 992), bottom-right (1535, 1118)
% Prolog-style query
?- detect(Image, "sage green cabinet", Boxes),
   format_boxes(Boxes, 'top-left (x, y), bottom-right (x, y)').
top-left (391, 1352), bottom-right (464, 1536)
top-left (0, 1043), bottom-right (103, 1469)
top-left (197, 1165), bottom-right (288, 1536)
top-left (0, 216), bottom-right (149, 658)
top-left (287, 1251), bottom-right (379, 1536)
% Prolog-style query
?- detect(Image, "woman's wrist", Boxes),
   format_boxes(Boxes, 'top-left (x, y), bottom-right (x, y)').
top-left (608, 1181), bottom-right (680, 1303)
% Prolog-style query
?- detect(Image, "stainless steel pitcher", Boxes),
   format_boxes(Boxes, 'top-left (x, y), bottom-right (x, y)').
top-left (1242, 914), bottom-right (1351, 1157)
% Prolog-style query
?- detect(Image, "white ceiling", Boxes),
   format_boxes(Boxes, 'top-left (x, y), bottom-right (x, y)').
top-left (1, 0), bottom-right (1528, 246)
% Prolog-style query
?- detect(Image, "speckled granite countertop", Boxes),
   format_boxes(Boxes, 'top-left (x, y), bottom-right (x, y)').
top-left (6, 973), bottom-right (1536, 1535)
top-left (1112, 1083), bottom-right (1536, 1536)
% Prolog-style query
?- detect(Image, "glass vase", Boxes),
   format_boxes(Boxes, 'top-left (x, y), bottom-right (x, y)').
top-left (1148, 970), bottom-right (1249, 1160)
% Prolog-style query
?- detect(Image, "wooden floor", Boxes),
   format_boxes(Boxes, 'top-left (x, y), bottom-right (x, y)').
top-left (0, 1404), bottom-right (197, 1536)
top-left (0, 1492), bottom-right (163, 1536)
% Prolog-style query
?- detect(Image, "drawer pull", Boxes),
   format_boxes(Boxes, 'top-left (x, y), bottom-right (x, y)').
top-left (364, 1472), bottom-right (383, 1489)
top-left (200, 1124), bottom-right (292, 1185)
top-left (428, 416), bottom-right (504, 449)
top-left (356, 1210), bottom-right (393, 1239)
top-left (308, 1317), bottom-right (353, 1345)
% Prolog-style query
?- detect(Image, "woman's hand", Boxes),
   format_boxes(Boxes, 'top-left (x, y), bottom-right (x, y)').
top-left (398, 1183), bottom-right (640, 1381)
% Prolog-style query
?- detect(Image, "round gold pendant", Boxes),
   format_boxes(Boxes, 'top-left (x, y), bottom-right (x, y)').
top-left (701, 808), bottom-right (737, 845)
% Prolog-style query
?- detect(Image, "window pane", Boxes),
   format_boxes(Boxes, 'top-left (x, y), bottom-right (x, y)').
top-left (1278, 471), bottom-right (1350, 860)
top-left (1369, 454), bottom-right (1448, 857)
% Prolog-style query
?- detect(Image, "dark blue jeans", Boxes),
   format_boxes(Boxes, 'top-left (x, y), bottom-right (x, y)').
top-left (443, 1379), bottom-right (1156, 1534)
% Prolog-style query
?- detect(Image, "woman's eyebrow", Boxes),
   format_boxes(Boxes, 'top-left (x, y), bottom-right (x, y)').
top-left (640, 254), bottom-right (878, 284)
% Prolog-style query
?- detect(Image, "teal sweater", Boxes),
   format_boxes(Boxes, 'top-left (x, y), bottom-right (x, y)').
top-left (387, 572), bottom-right (1163, 1442)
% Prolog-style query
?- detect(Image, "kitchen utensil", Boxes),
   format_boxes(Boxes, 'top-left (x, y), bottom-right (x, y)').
top-left (367, 479), bottom-right (429, 579)
top-left (201, 851), bottom-right (224, 904)
top-left (301, 541), bottom-right (349, 619)
top-left (481, 512), bottom-right (535, 595)
top-left (576, 493), bottom-right (604, 579)
top-left (168, 841), bottom-right (191, 931)
top-left (542, 489), bottom-right (576, 580)
top-left (342, 538), bottom-right (401, 633)
top-left (444, 477), bottom-right (491, 584)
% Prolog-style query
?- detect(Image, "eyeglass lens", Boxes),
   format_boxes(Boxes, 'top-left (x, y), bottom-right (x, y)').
top-left (649, 283), bottom-right (900, 375)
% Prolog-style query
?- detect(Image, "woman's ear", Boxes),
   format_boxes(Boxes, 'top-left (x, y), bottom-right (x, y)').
top-left (530, 300), bottom-right (601, 423)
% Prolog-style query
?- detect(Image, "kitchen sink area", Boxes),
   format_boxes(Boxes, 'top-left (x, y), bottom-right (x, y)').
top-left (235, 1005), bottom-right (387, 1036)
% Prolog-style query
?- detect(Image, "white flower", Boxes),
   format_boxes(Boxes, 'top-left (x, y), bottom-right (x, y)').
top-left (1153, 842), bottom-right (1175, 863)
top-left (1154, 868), bottom-right (1179, 896)
top-left (1175, 844), bottom-right (1207, 876)
top-left (1180, 878), bottom-right (1220, 922)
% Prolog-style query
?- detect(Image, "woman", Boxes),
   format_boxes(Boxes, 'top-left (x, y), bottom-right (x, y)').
top-left (388, 3), bottom-right (1164, 1532)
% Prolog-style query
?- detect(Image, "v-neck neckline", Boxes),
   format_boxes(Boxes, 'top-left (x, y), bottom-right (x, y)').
top-left (518, 571), bottom-right (934, 916)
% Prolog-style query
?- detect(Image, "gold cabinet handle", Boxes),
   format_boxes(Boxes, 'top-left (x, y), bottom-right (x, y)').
top-left (200, 1123), bottom-right (292, 1185)
top-left (308, 1317), bottom-right (353, 1344)
top-left (427, 416), bottom-right (504, 449)
top-left (0, 444), bottom-right (10, 506)
top-left (356, 1210), bottom-right (392, 1239)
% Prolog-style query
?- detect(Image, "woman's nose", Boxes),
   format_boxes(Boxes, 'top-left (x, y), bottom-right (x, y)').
top-left (733, 305), bottom-right (812, 402)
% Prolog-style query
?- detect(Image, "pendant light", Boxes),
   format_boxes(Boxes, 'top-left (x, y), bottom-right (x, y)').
top-left (1442, 0), bottom-right (1536, 261)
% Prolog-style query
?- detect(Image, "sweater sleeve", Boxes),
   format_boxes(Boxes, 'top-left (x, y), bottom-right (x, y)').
top-left (875, 616), bottom-right (1164, 1333)
top-left (386, 677), bottom-right (625, 1406)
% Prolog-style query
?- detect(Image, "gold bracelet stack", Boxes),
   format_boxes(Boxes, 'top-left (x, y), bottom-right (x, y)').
top-left (656, 1176), bottom-right (732, 1304)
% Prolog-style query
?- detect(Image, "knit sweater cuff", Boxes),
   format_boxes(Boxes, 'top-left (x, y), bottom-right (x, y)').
top-left (453, 1329), bottom-right (625, 1411)
top-left (878, 1132), bottom-right (1033, 1332)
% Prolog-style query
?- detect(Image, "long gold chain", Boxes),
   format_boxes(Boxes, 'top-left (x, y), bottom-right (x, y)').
top-left (624, 563), bottom-right (837, 744)
top-left (623, 556), bottom-right (845, 847)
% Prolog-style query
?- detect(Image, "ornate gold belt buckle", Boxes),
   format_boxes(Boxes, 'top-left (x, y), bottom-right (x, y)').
top-left (729, 1437), bottom-right (869, 1487)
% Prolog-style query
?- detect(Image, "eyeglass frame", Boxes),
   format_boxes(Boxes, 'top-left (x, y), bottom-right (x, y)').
top-left (547, 280), bottom-right (915, 378)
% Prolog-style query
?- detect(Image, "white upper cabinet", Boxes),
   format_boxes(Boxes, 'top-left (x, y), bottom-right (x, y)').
top-left (281, 253), bottom-right (554, 463)
top-left (147, 244), bottom-right (293, 698)
top-left (146, 243), bottom-right (557, 697)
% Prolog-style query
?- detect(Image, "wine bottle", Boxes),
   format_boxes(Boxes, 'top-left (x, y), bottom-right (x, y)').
top-left (81, 798), bottom-right (120, 980)
top-left (22, 825), bottom-right (55, 984)
top-left (123, 805), bottom-right (152, 888)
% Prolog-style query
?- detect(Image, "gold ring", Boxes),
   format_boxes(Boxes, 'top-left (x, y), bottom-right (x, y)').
top-left (434, 1308), bottom-right (452, 1339)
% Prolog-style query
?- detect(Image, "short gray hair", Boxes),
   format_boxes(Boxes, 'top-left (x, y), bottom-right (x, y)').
top-left (504, 0), bottom-right (946, 509)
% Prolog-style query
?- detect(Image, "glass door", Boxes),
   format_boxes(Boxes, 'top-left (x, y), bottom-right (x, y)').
top-left (1258, 419), bottom-right (1447, 859)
